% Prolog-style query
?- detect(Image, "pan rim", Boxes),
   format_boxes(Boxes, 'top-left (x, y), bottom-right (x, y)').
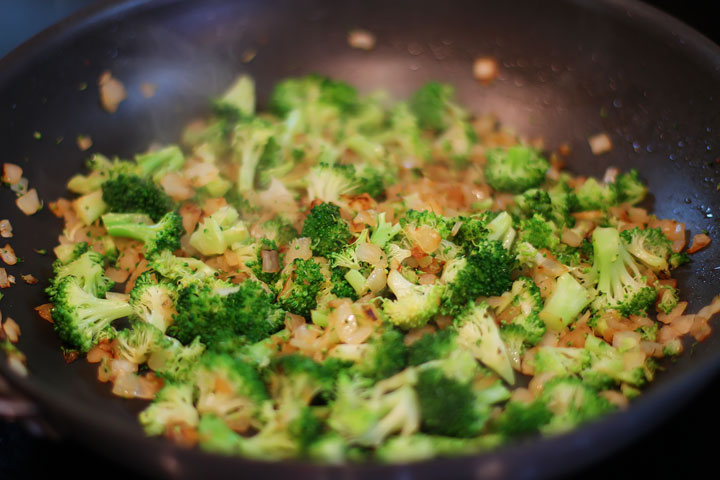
top-left (1, 0), bottom-right (719, 477)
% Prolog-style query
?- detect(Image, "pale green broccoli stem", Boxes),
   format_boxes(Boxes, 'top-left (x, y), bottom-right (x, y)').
top-left (370, 212), bottom-right (402, 248)
top-left (345, 269), bottom-right (368, 296)
top-left (73, 189), bottom-right (107, 226)
top-left (486, 212), bottom-right (516, 250)
top-left (540, 272), bottom-right (592, 331)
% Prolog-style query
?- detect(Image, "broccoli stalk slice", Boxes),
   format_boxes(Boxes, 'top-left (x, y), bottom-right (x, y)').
top-left (539, 272), bottom-right (592, 331)
top-left (233, 120), bottom-right (275, 193)
top-left (370, 212), bottom-right (402, 248)
top-left (485, 212), bottom-right (516, 250)
top-left (135, 145), bottom-right (185, 182)
top-left (214, 75), bottom-right (256, 118)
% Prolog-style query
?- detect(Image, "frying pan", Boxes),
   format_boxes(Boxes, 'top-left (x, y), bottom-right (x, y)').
top-left (1, 0), bottom-right (719, 478)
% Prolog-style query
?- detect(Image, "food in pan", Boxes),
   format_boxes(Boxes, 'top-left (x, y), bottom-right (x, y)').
top-left (41, 74), bottom-right (719, 462)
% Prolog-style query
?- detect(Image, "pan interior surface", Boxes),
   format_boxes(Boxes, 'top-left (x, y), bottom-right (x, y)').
top-left (0, 0), bottom-right (718, 478)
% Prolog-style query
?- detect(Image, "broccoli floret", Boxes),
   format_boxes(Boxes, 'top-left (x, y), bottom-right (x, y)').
top-left (515, 189), bottom-right (554, 219)
top-left (257, 216), bottom-right (298, 246)
top-left (167, 280), bottom-right (285, 349)
top-left (256, 137), bottom-right (295, 189)
top-left (52, 240), bottom-right (90, 265)
top-left (135, 145), bottom-right (186, 183)
top-left (539, 376), bottom-right (615, 434)
top-left (621, 227), bottom-right (673, 274)
top-left (329, 266), bottom-right (359, 301)
top-left (328, 371), bottom-right (420, 447)
top-left (129, 271), bottom-right (178, 332)
top-left (307, 433), bottom-right (350, 464)
top-left (301, 203), bottom-right (352, 258)
top-left (440, 240), bottom-right (513, 315)
top-left (493, 399), bottom-right (553, 437)
top-left (518, 214), bottom-right (560, 251)
top-left (277, 258), bottom-right (325, 318)
top-left (194, 352), bottom-right (269, 431)
top-left (656, 285), bottom-right (679, 314)
top-left (575, 177), bottom-right (617, 211)
top-left (539, 272), bottom-right (593, 331)
top-left (533, 346), bottom-right (591, 377)
top-left (306, 162), bottom-right (359, 204)
top-left (454, 302), bottom-right (515, 384)
top-left (139, 382), bottom-right (199, 436)
top-left (102, 212), bottom-right (183, 257)
top-left (354, 163), bottom-right (392, 199)
top-left (148, 250), bottom-right (219, 288)
top-left (355, 329), bottom-right (408, 380)
top-left (496, 277), bottom-right (546, 344)
top-left (433, 119), bottom-right (477, 167)
top-left (213, 75), bottom-right (256, 118)
top-left (409, 82), bottom-right (466, 131)
top-left (407, 328), bottom-right (458, 366)
top-left (47, 250), bottom-right (113, 300)
top-left (113, 321), bottom-right (166, 364)
top-left (669, 251), bottom-right (690, 269)
top-left (381, 102), bottom-right (431, 162)
top-left (375, 433), bottom-right (502, 463)
top-left (484, 145), bottom-right (549, 193)
top-left (592, 227), bottom-right (657, 316)
top-left (51, 277), bottom-right (133, 352)
top-left (383, 269), bottom-right (444, 329)
top-left (189, 205), bottom-right (249, 256)
top-left (66, 153), bottom-right (138, 194)
top-left (231, 118), bottom-right (277, 193)
top-left (149, 336), bottom-right (205, 382)
top-left (101, 173), bottom-right (174, 222)
top-left (582, 335), bottom-right (647, 388)
top-left (415, 367), bottom-right (491, 437)
top-left (614, 169), bottom-right (647, 205)
top-left (245, 238), bottom-right (282, 287)
top-left (400, 209), bottom-right (453, 239)
top-left (269, 74), bottom-right (358, 117)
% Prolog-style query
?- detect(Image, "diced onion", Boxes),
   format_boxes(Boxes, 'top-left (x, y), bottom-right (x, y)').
top-left (0, 219), bottom-right (12, 238)
top-left (365, 267), bottom-right (387, 293)
top-left (687, 233), bottom-right (711, 253)
top-left (356, 242), bottom-right (384, 266)
top-left (2, 163), bottom-right (22, 184)
top-left (588, 133), bottom-right (613, 155)
top-left (16, 188), bottom-right (41, 215)
top-left (98, 70), bottom-right (127, 113)
top-left (473, 56), bottom-right (499, 85)
top-left (347, 29), bottom-right (376, 51)
top-left (0, 244), bottom-right (17, 265)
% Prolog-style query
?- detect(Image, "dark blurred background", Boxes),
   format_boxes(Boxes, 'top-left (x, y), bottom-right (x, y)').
top-left (1, 1), bottom-right (718, 479)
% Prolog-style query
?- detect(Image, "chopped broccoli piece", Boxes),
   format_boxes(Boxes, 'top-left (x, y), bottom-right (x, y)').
top-left (102, 211), bottom-right (183, 257)
top-left (621, 227), bottom-right (673, 274)
top-left (484, 145), bottom-right (549, 193)
top-left (306, 162), bottom-right (359, 204)
top-left (189, 205), bottom-right (248, 256)
top-left (139, 382), bottom-right (199, 436)
top-left (539, 272), bottom-right (593, 331)
top-left (101, 173), bottom-right (174, 222)
top-left (301, 203), bottom-right (352, 258)
top-left (129, 271), bottom-right (178, 332)
top-left (409, 82), bottom-right (466, 131)
top-left (614, 169), bottom-right (647, 205)
top-left (135, 145), bottom-right (186, 183)
top-left (277, 258), bottom-right (325, 318)
top-left (383, 269), bottom-right (444, 329)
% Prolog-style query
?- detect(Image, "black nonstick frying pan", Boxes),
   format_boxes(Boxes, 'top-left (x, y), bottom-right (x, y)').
top-left (1, 0), bottom-right (719, 478)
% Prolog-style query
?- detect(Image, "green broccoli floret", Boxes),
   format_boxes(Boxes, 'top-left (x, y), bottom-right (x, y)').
top-left (375, 433), bottom-right (502, 463)
top-left (620, 227), bottom-right (673, 274)
top-left (328, 371), bottom-right (420, 447)
top-left (592, 227), bottom-right (657, 316)
top-left (135, 145), bottom-right (186, 183)
top-left (415, 367), bottom-right (492, 437)
top-left (656, 285), bottom-right (679, 314)
top-left (101, 173), bottom-right (174, 222)
top-left (440, 240), bottom-right (513, 315)
top-left (574, 177), bottom-right (617, 211)
top-left (52, 240), bottom-right (90, 265)
top-left (245, 238), bottom-right (282, 287)
top-left (496, 277), bottom-right (546, 344)
top-left (189, 205), bottom-right (249, 256)
top-left (433, 119), bottom-right (477, 167)
top-left (518, 214), bottom-right (560, 251)
top-left (533, 346), bottom-right (591, 377)
top-left (454, 302), bottom-right (515, 384)
top-left (256, 137), bottom-right (295, 189)
top-left (539, 272), bottom-right (593, 331)
top-left (167, 280), bottom-right (285, 349)
top-left (149, 336), bottom-right (205, 382)
top-left (194, 352), bottom-right (269, 430)
top-left (381, 102), bottom-right (431, 162)
top-left (407, 328), bottom-right (458, 366)
top-left (257, 216), bottom-right (298, 246)
top-left (383, 269), bottom-right (444, 329)
top-left (301, 203), bottom-right (352, 258)
top-left (329, 266), bottom-right (359, 301)
top-left (51, 276), bottom-right (133, 352)
top-left (307, 433), bottom-right (350, 464)
top-left (306, 162), bottom-right (359, 204)
top-left (213, 75), bottom-right (256, 118)
top-left (484, 145), bottom-right (549, 193)
top-left (409, 82), bottom-right (466, 131)
top-left (400, 209), bottom-right (453, 239)
top-left (139, 382), bottom-right (199, 436)
top-left (46, 250), bottom-right (113, 300)
top-left (669, 251), bottom-right (690, 269)
top-left (614, 169), bottom-right (647, 205)
top-left (493, 399), bottom-right (553, 437)
top-left (539, 376), bottom-right (615, 434)
top-left (148, 250), bottom-right (219, 288)
top-left (354, 163), bottom-right (393, 199)
top-left (128, 271), bottom-right (178, 332)
top-left (515, 189), bottom-right (554, 220)
top-left (355, 329), bottom-right (408, 380)
top-left (269, 74), bottom-right (358, 117)
top-left (277, 258), bottom-right (325, 318)
top-left (581, 335), bottom-right (647, 389)
top-left (231, 118), bottom-right (277, 193)
top-left (113, 321), bottom-right (166, 364)
top-left (102, 212), bottom-right (183, 257)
